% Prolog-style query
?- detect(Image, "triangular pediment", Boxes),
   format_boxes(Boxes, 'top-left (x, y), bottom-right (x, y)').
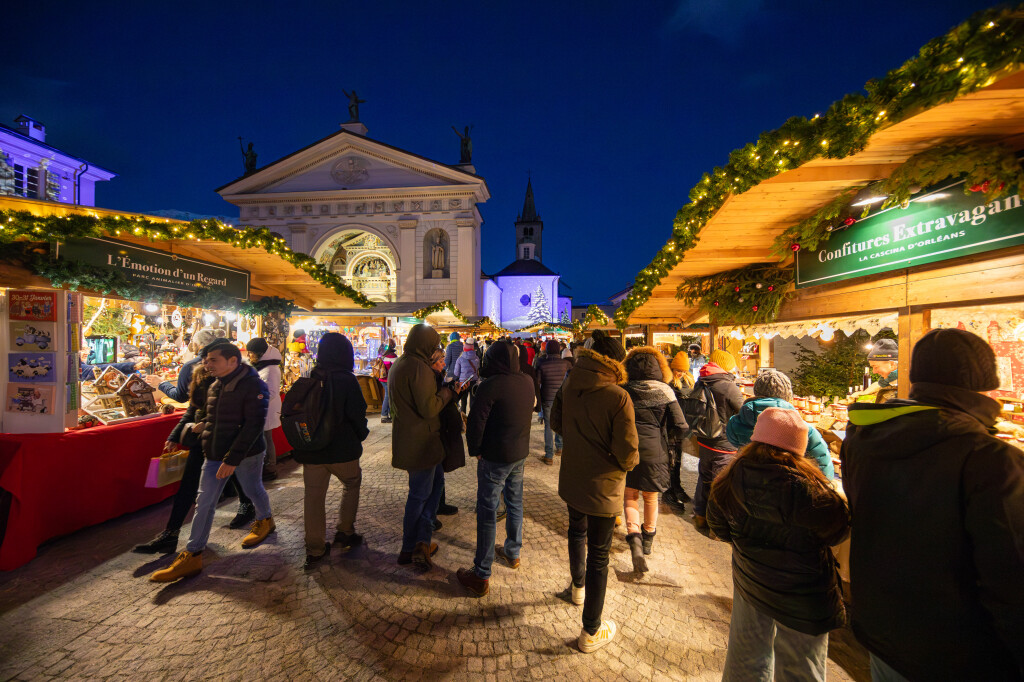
top-left (216, 130), bottom-right (487, 199)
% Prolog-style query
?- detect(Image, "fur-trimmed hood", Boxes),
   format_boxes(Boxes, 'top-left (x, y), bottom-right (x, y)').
top-left (574, 347), bottom-right (628, 387)
top-left (624, 346), bottom-right (672, 384)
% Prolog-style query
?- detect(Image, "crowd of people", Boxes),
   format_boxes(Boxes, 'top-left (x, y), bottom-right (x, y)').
top-left (132, 324), bottom-right (1023, 678)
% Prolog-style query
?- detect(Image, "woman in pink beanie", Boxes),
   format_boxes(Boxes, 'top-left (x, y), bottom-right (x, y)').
top-left (707, 407), bottom-right (849, 681)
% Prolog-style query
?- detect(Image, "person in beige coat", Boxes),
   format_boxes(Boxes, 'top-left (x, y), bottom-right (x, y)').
top-left (552, 336), bottom-right (639, 653)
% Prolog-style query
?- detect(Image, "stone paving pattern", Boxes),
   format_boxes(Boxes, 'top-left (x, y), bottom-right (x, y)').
top-left (0, 418), bottom-right (869, 681)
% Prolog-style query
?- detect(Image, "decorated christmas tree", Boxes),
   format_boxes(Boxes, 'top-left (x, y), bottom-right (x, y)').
top-left (527, 285), bottom-right (550, 324)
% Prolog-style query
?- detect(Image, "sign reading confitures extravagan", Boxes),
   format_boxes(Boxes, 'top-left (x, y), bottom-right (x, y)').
top-left (795, 178), bottom-right (1023, 289)
top-left (57, 237), bottom-right (250, 300)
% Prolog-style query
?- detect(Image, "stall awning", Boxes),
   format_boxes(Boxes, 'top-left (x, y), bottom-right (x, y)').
top-left (624, 65), bottom-right (1024, 325)
top-left (717, 312), bottom-right (898, 340)
top-left (0, 197), bottom-right (368, 311)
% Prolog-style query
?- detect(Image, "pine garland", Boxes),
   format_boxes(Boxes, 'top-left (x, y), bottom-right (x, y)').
top-left (677, 264), bottom-right (792, 327)
top-left (614, 5), bottom-right (1024, 327)
top-left (413, 300), bottom-right (472, 323)
top-left (0, 209), bottom-right (375, 308)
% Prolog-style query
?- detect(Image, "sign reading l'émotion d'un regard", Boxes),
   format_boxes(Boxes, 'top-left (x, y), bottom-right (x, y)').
top-left (795, 177), bottom-right (1024, 289)
top-left (57, 237), bottom-right (251, 300)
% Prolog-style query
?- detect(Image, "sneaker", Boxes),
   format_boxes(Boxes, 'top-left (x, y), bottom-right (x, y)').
top-left (571, 583), bottom-right (585, 606)
top-left (436, 503), bottom-right (459, 516)
top-left (241, 518), bottom-right (276, 548)
top-left (456, 567), bottom-right (489, 597)
top-left (495, 546), bottom-right (520, 569)
top-left (132, 530), bottom-right (179, 554)
top-left (303, 543), bottom-right (330, 570)
top-left (228, 503), bottom-right (255, 529)
top-left (149, 551), bottom-right (202, 583)
top-left (578, 620), bottom-right (616, 653)
top-left (380, 416), bottom-right (392, 423)
top-left (333, 531), bottom-right (363, 550)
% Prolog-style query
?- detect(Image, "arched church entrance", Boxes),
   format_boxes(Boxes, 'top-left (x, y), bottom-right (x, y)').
top-left (313, 228), bottom-right (398, 303)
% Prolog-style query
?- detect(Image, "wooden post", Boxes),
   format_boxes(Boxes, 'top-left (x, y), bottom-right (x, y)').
top-left (644, 325), bottom-right (654, 347)
top-left (898, 309), bottom-right (930, 399)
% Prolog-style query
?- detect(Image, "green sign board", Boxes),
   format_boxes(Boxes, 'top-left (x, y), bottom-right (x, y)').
top-left (57, 237), bottom-right (250, 300)
top-left (795, 179), bottom-right (1024, 289)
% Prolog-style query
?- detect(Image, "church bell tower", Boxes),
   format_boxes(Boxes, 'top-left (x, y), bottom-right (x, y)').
top-left (514, 178), bottom-right (543, 261)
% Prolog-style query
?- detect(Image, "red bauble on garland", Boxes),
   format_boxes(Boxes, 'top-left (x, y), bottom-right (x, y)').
top-left (752, 305), bottom-right (759, 312)
top-left (734, 286), bottom-right (741, 292)
top-left (843, 216), bottom-right (856, 226)
top-left (713, 301), bottom-right (719, 307)
top-left (767, 285), bottom-right (774, 291)
top-left (790, 243), bottom-right (800, 252)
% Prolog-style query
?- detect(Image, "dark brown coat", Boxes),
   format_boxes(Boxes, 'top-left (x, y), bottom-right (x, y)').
top-left (552, 348), bottom-right (639, 517)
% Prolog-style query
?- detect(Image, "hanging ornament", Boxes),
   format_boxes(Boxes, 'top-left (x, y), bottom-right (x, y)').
top-left (734, 286), bottom-right (741, 292)
top-left (738, 297), bottom-right (745, 303)
top-left (843, 217), bottom-right (856, 227)
top-left (755, 283), bottom-right (763, 289)
top-left (767, 285), bottom-right (775, 291)
top-left (752, 305), bottom-right (759, 312)
top-left (171, 308), bottom-right (183, 329)
top-left (790, 243), bottom-right (800, 252)
top-left (713, 301), bottom-right (720, 307)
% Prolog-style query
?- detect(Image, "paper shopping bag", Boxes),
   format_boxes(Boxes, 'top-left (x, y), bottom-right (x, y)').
top-left (145, 450), bottom-right (189, 488)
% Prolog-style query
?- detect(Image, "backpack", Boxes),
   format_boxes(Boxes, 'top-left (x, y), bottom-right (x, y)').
top-left (680, 380), bottom-right (722, 440)
top-left (281, 369), bottom-right (335, 451)
top-left (371, 357), bottom-right (386, 380)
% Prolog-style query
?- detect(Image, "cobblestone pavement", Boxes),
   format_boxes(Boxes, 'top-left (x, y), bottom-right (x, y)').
top-left (0, 419), bottom-right (869, 681)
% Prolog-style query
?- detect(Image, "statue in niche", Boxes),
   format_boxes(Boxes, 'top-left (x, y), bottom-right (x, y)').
top-left (431, 233), bottom-right (446, 270)
top-left (0, 148), bottom-right (15, 196)
top-left (343, 89), bottom-right (366, 122)
top-left (238, 137), bottom-right (258, 174)
top-left (452, 125), bottom-right (473, 164)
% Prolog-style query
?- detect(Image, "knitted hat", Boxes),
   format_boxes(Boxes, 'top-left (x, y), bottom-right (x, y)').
top-left (754, 369), bottom-right (793, 401)
top-left (245, 337), bottom-right (269, 356)
top-left (867, 338), bottom-right (899, 361)
top-left (709, 349), bottom-right (738, 372)
top-left (909, 328), bottom-right (1000, 391)
top-left (670, 352), bottom-right (689, 372)
top-left (688, 343), bottom-right (702, 353)
top-left (449, 332), bottom-right (460, 342)
top-left (592, 334), bottom-right (626, 362)
top-left (192, 328), bottom-right (217, 349)
top-left (751, 407), bottom-right (808, 455)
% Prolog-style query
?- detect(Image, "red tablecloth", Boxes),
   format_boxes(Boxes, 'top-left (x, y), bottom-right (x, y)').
top-left (0, 415), bottom-right (291, 570)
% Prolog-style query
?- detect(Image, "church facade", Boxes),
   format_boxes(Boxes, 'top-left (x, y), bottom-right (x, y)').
top-left (216, 120), bottom-right (489, 313)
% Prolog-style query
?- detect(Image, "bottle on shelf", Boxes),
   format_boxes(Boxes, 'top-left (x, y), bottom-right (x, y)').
top-left (862, 366), bottom-right (871, 390)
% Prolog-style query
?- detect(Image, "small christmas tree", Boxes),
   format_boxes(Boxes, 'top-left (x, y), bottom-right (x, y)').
top-left (527, 285), bottom-right (551, 324)
top-left (560, 310), bottom-right (570, 324)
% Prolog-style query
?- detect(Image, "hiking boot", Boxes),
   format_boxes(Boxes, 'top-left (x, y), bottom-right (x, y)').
top-left (626, 533), bottom-right (649, 573)
top-left (571, 583), bottom-right (585, 605)
top-left (411, 541), bottom-right (436, 570)
top-left (456, 567), bottom-right (489, 597)
top-left (333, 531), bottom-right (363, 550)
top-left (304, 543), bottom-right (330, 570)
top-left (641, 527), bottom-right (656, 556)
top-left (149, 551), bottom-right (202, 582)
top-left (241, 518), bottom-right (276, 548)
top-left (540, 456), bottom-right (553, 465)
top-left (228, 503), bottom-right (255, 529)
top-left (495, 546), bottom-right (520, 569)
top-left (132, 530), bottom-right (179, 554)
top-left (436, 503), bottom-right (459, 516)
top-left (578, 620), bottom-right (616, 653)
top-left (399, 542), bottom-right (439, 565)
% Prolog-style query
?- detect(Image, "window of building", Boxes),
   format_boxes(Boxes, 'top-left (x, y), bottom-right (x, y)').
top-left (521, 244), bottom-right (534, 260)
top-left (523, 226), bottom-right (534, 237)
top-left (12, 165), bottom-right (39, 198)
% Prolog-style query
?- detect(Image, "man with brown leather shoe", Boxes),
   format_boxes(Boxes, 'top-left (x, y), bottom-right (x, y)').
top-left (150, 341), bottom-right (274, 583)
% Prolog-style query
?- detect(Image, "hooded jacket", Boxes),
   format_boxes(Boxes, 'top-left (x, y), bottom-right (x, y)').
top-left (254, 346), bottom-right (283, 431)
top-left (388, 324), bottom-right (457, 471)
top-left (466, 342), bottom-right (536, 463)
top-left (536, 343), bottom-right (571, 405)
top-left (694, 363), bottom-right (745, 452)
top-left (199, 362), bottom-right (269, 466)
top-left (840, 382), bottom-right (1024, 681)
top-left (453, 345), bottom-right (481, 383)
top-left (517, 347), bottom-right (541, 410)
top-left (552, 348), bottom-right (640, 516)
top-left (622, 347), bottom-right (688, 492)
top-left (706, 456), bottom-right (849, 636)
top-left (443, 339), bottom-right (463, 381)
top-left (291, 334), bottom-right (369, 465)
top-left (727, 397), bottom-right (834, 479)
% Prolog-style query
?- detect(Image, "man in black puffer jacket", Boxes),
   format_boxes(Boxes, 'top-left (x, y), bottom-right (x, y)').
top-left (841, 329), bottom-right (1024, 681)
top-left (537, 339), bottom-right (571, 464)
top-left (691, 350), bottom-right (744, 529)
top-left (150, 340), bottom-right (274, 583)
top-left (456, 341), bottom-right (536, 597)
top-left (293, 333), bottom-right (370, 569)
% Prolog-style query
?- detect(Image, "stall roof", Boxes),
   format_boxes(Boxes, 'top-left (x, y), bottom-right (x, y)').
top-left (312, 302), bottom-right (437, 318)
top-left (625, 66), bottom-right (1024, 326)
top-left (0, 197), bottom-right (367, 311)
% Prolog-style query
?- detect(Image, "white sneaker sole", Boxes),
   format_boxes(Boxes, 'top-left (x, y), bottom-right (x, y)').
top-left (578, 620), bottom-right (616, 653)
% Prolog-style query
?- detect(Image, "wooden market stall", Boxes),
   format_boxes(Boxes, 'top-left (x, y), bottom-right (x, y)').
top-left (0, 197), bottom-right (369, 569)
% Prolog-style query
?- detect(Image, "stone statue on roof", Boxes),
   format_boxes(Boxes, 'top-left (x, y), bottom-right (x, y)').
top-left (452, 125), bottom-right (473, 164)
top-left (238, 137), bottom-right (257, 174)
top-left (343, 89), bottom-right (366, 122)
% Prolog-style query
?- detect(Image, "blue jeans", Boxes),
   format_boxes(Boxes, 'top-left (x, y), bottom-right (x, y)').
top-left (870, 654), bottom-right (912, 682)
top-left (380, 380), bottom-right (390, 418)
top-left (473, 458), bottom-right (525, 579)
top-left (542, 401), bottom-right (562, 459)
top-left (401, 463), bottom-right (444, 553)
top-left (722, 586), bottom-right (828, 682)
top-left (186, 453), bottom-right (272, 553)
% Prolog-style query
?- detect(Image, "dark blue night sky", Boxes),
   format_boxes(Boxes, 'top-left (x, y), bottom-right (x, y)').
top-left (2, 1), bottom-right (997, 303)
